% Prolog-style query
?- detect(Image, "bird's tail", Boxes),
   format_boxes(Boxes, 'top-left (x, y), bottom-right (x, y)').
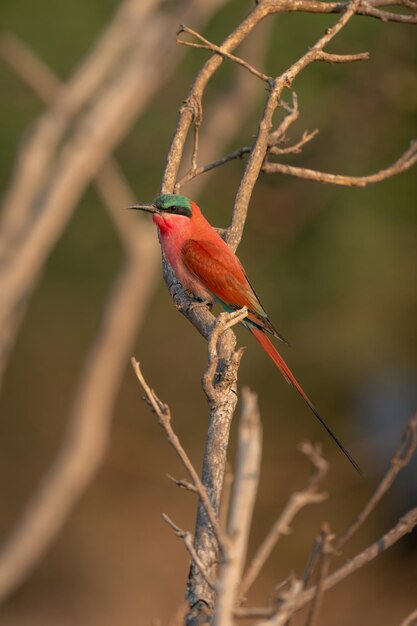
top-left (249, 326), bottom-right (361, 473)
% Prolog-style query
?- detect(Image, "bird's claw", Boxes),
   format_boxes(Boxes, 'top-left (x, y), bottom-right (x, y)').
top-left (188, 298), bottom-right (213, 312)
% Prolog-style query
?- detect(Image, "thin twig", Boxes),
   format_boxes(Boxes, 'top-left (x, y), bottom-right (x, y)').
top-left (304, 524), bottom-right (333, 626)
top-left (315, 50), bottom-right (370, 63)
top-left (202, 307), bottom-right (248, 399)
top-left (269, 129), bottom-right (319, 155)
top-left (268, 92), bottom-right (301, 147)
top-left (131, 358), bottom-right (226, 552)
top-left (176, 146), bottom-right (251, 189)
top-left (162, 514), bottom-right (216, 591)
top-left (301, 536), bottom-right (323, 589)
top-left (228, 0), bottom-right (363, 250)
top-left (237, 508), bottom-right (417, 623)
top-left (262, 139), bottom-right (417, 186)
top-left (177, 24), bottom-right (271, 82)
top-left (166, 475), bottom-right (198, 493)
top-left (335, 411), bottom-right (417, 551)
top-left (240, 442), bottom-right (328, 599)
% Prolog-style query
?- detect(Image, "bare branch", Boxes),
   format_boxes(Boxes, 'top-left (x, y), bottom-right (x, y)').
top-left (315, 50), bottom-right (370, 63)
top-left (0, 0), bottom-right (225, 392)
top-left (238, 508), bottom-right (417, 623)
top-left (399, 607), bottom-right (417, 626)
top-left (268, 129), bottom-right (319, 155)
top-left (262, 139), bottom-right (417, 186)
top-left (202, 307), bottom-right (248, 400)
top-left (131, 358), bottom-right (226, 552)
top-left (166, 475), bottom-right (198, 493)
top-left (176, 146), bottom-right (251, 189)
top-left (335, 411), bottom-right (417, 550)
top-left (0, 31), bottom-right (61, 101)
top-left (267, 92), bottom-right (301, 148)
top-left (228, 0), bottom-right (363, 250)
top-left (177, 24), bottom-right (271, 82)
top-left (301, 536), bottom-right (324, 589)
top-left (304, 524), bottom-right (334, 626)
top-left (240, 442), bottom-right (328, 599)
top-left (0, 248), bottom-right (160, 602)
top-left (214, 388), bottom-right (262, 626)
top-left (162, 514), bottom-right (216, 591)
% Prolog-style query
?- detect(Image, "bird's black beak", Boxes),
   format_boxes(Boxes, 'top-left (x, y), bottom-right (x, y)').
top-left (127, 202), bottom-right (160, 214)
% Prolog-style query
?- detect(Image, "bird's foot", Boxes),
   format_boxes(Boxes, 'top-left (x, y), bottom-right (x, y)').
top-left (175, 291), bottom-right (213, 313)
top-left (188, 298), bottom-right (213, 312)
top-left (184, 290), bottom-right (213, 312)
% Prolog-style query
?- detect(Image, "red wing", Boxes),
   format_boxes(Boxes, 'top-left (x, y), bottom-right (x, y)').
top-left (181, 239), bottom-right (287, 342)
top-left (182, 239), bottom-right (259, 310)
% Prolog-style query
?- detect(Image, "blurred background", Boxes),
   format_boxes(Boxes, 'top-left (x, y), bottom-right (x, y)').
top-left (0, 1), bottom-right (416, 624)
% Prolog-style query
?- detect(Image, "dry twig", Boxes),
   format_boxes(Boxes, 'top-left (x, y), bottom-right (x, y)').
top-left (237, 508), bottom-right (417, 622)
top-left (162, 514), bottom-right (216, 591)
top-left (131, 358), bottom-right (225, 552)
top-left (262, 140), bottom-right (417, 186)
top-left (240, 442), bottom-right (328, 599)
top-left (304, 524), bottom-right (334, 626)
top-left (335, 411), bottom-right (417, 550)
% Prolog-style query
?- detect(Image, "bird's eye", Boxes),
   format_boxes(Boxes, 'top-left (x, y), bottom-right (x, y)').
top-left (170, 205), bottom-right (178, 212)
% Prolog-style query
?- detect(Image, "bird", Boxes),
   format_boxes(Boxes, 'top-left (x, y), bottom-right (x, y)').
top-left (129, 193), bottom-right (360, 472)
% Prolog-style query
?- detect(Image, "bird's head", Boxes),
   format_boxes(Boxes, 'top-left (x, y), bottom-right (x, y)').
top-left (128, 194), bottom-right (198, 231)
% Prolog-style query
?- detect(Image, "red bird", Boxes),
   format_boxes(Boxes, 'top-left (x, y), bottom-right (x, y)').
top-left (130, 193), bottom-right (359, 472)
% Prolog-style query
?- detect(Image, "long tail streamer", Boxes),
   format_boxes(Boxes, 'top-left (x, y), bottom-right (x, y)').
top-left (250, 326), bottom-right (361, 473)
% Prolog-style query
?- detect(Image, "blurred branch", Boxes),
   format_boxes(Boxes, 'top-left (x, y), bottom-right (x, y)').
top-left (399, 607), bottom-right (417, 626)
top-left (214, 388), bottom-right (262, 626)
top-left (240, 442), bottom-right (328, 600)
top-left (0, 29), bottom-right (147, 253)
top-left (0, 245), bottom-right (160, 603)
top-left (335, 411), bottom-right (417, 550)
top-left (0, 0), bottom-right (225, 390)
top-left (0, 0), bottom-right (160, 256)
top-left (238, 508), bottom-right (417, 623)
top-left (0, 0), bottom-right (228, 605)
top-left (236, 412), bottom-right (417, 622)
top-left (304, 524), bottom-right (333, 626)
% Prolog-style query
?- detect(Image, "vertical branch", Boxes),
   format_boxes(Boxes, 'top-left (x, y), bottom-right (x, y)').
top-left (186, 310), bottom-right (247, 623)
top-left (214, 388), bottom-right (262, 626)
